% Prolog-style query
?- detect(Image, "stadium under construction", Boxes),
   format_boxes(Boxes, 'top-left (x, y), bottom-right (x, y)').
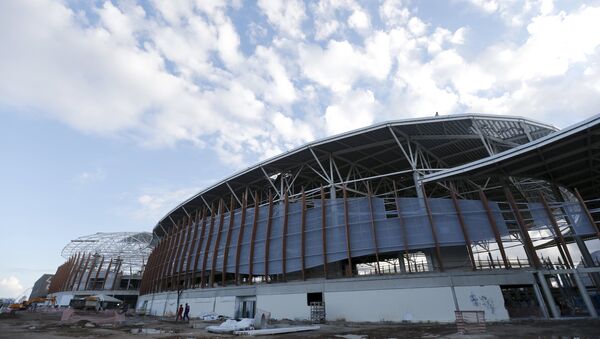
top-left (134, 113), bottom-right (600, 322)
top-left (44, 113), bottom-right (599, 322)
top-left (48, 232), bottom-right (153, 308)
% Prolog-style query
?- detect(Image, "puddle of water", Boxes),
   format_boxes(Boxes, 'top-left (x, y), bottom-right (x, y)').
top-left (131, 328), bottom-right (165, 334)
top-left (335, 335), bottom-right (367, 339)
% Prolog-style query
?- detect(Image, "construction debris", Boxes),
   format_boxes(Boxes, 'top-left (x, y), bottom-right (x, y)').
top-left (234, 325), bottom-right (320, 336)
top-left (206, 318), bottom-right (254, 334)
top-left (60, 309), bottom-right (125, 325)
top-left (199, 312), bottom-right (222, 321)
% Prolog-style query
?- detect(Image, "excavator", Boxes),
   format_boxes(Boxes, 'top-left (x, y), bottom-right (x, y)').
top-left (7, 296), bottom-right (56, 311)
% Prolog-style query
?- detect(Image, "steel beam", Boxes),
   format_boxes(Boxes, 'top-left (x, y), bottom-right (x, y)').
top-left (101, 258), bottom-right (113, 290)
top-left (248, 191), bottom-right (260, 284)
top-left (151, 235), bottom-right (166, 292)
top-left (160, 222), bottom-right (177, 290)
top-left (171, 217), bottom-right (187, 289)
top-left (110, 258), bottom-right (122, 291)
top-left (479, 189), bottom-right (510, 268)
top-left (342, 186), bottom-right (353, 276)
top-left (572, 271), bottom-right (598, 317)
top-left (393, 181), bottom-right (411, 273)
top-left (235, 193), bottom-right (248, 285)
top-left (140, 252), bottom-right (152, 294)
top-left (366, 183), bottom-right (381, 274)
top-left (574, 188), bottom-right (600, 239)
top-left (421, 186), bottom-right (444, 272)
top-left (76, 253), bottom-right (92, 291)
top-left (539, 193), bottom-right (574, 268)
top-left (222, 197), bottom-right (236, 286)
top-left (300, 188), bottom-right (307, 280)
top-left (201, 195), bottom-right (212, 213)
top-left (504, 186), bottom-right (542, 269)
top-left (264, 191), bottom-right (274, 282)
top-left (321, 185), bottom-right (328, 278)
top-left (309, 147), bottom-right (332, 183)
top-left (210, 200), bottom-right (225, 287)
top-left (71, 253), bottom-right (87, 291)
top-left (537, 272), bottom-right (560, 318)
top-left (177, 213), bottom-right (194, 288)
top-left (184, 210), bottom-right (200, 289)
top-left (65, 253), bottom-right (81, 291)
top-left (261, 167), bottom-right (281, 199)
top-left (84, 255), bottom-right (98, 291)
top-left (226, 182), bottom-right (242, 206)
top-left (157, 233), bottom-right (169, 291)
top-left (282, 191), bottom-right (289, 281)
top-left (450, 191), bottom-right (476, 270)
top-left (190, 208), bottom-right (208, 288)
top-left (201, 204), bottom-right (216, 288)
top-left (169, 219), bottom-right (185, 290)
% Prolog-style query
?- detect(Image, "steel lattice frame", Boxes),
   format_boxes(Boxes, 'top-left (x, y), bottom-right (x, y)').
top-left (61, 232), bottom-right (153, 273)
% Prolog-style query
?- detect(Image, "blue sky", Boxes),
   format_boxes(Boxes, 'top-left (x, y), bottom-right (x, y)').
top-left (1, 0), bottom-right (600, 298)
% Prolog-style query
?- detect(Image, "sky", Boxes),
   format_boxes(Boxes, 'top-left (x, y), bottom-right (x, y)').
top-left (1, 0), bottom-right (600, 299)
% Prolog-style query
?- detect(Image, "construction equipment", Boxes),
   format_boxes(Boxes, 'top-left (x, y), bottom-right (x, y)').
top-left (7, 296), bottom-right (56, 311)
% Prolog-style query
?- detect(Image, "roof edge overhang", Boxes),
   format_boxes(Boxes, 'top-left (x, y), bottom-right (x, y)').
top-left (421, 113), bottom-right (600, 184)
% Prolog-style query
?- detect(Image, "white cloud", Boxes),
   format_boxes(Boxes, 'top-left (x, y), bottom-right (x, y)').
top-left (271, 111), bottom-right (315, 145)
top-left (468, 0), bottom-right (499, 14)
top-left (499, 6), bottom-right (600, 82)
top-left (379, 0), bottom-right (411, 27)
top-left (310, 0), bottom-right (371, 40)
top-left (0, 276), bottom-right (24, 298)
top-left (325, 90), bottom-right (378, 134)
top-left (243, 46), bottom-right (298, 106)
top-left (459, 5), bottom-right (600, 123)
top-left (451, 27), bottom-right (467, 45)
top-left (257, 0), bottom-right (306, 39)
top-left (215, 14), bottom-right (243, 69)
top-left (1, 0), bottom-right (599, 172)
top-left (0, 0), bottom-right (309, 167)
top-left (134, 186), bottom-right (203, 223)
top-left (348, 8), bottom-right (371, 34)
top-left (300, 32), bottom-right (393, 93)
top-left (407, 17), bottom-right (427, 36)
top-left (464, 0), bottom-right (558, 27)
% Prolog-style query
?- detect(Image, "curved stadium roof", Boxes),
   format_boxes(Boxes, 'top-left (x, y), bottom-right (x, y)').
top-left (154, 114), bottom-right (557, 236)
top-left (62, 232), bottom-right (153, 272)
top-left (423, 113), bottom-right (600, 208)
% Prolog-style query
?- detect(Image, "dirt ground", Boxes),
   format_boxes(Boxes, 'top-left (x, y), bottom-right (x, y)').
top-left (1, 311), bottom-right (599, 339)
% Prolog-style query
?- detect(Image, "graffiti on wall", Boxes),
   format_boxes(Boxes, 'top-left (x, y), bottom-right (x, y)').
top-left (469, 292), bottom-right (496, 314)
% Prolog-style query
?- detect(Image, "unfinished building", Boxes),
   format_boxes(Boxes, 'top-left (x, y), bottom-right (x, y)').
top-left (49, 232), bottom-right (153, 307)
top-left (136, 113), bottom-right (600, 322)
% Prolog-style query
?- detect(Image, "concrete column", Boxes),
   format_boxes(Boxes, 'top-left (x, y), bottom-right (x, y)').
top-left (536, 272), bottom-right (561, 318)
top-left (532, 281), bottom-right (550, 319)
top-left (572, 271), bottom-right (598, 317)
top-left (162, 292), bottom-right (169, 316)
top-left (449, 275), bottom-right (459, 312)
top-left (398, 253), bottom-right (407, 273)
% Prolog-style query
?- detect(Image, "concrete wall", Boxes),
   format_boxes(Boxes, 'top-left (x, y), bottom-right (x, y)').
top-left (326, 287), bottom-right (456, 322)
top-left (137, 271), bottom-right (518, 322)
top-left (56, 293), bottom-right (74, 306)
top-left (52, 290), bottom-right (138, 307)
top-left (214, 296), bottom-right (236, 318)
top-left (455, 285), bottom-right (509, 321)
top-left (257, 293), bottom-right (310, 320)
top-left (138, 293), bottom-right (237, 318)
top-left (138, 293), bottom-right (173, 316)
